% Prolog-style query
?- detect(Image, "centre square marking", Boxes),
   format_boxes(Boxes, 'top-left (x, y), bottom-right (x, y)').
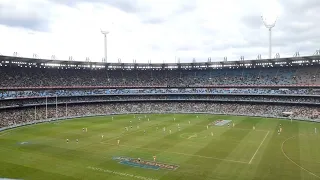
top-left (180, 133), bottom-right (207, 139)
top-left (112, 156), bottom-right (179, 171)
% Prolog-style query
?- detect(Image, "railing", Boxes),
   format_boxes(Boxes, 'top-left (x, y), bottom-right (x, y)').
top-left (2, 93), bottom-right (320, 100)
top-left (1, 99), bottom-right (320, 110)
top-left (1, 84), bottom-right (320, 90)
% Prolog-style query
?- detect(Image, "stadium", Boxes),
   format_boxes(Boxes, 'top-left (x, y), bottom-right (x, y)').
top-left (1, 1), bottom-right (320, 180)
top-left (1, 53), bottom-right (320, 180)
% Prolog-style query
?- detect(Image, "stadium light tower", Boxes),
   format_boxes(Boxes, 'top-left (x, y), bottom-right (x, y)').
top-left (261, 15), bottom-right (277, 59)
top-left (101, 30), bottom-right (109, 62)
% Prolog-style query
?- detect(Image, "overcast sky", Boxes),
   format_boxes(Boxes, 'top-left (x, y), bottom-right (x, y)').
top-left (0, 0), bottom-right (319, 63)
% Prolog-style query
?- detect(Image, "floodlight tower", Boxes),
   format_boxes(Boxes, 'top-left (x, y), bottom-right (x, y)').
top-left (101, 30), bottom-right (109, 62)
top-left (261, 15), bottom-right (277, 59)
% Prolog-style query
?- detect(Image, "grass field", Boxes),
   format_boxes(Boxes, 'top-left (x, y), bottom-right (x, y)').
top-left (0, 114), bottom-right (320, 180)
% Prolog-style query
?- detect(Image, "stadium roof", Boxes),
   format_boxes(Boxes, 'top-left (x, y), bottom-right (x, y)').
top-left (0, 55), bottom-right (319, 69)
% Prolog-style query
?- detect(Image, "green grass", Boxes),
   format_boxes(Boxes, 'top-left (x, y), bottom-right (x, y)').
top-left (0, 114), bottom-right (320, 180)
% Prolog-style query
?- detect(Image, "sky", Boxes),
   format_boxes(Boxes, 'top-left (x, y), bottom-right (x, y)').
top-left (0, 0), bottom-right (319, 63)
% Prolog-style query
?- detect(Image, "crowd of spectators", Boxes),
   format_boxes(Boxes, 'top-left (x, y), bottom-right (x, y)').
top-left (0, 102), bottom-right (318, 128)
top-left (1, 65), bottom-right (320, 128)
top-left (0, 88), bottom-right (318, 99)
top-left (0, 95), bottom-right (320, 108)
top-left (0, 66), bottom-right (320, 87)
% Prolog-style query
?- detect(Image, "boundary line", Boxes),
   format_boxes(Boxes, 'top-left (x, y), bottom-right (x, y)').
top-left (100, 141), bottom-right (248, 164)
top-left (281, 135), bottom-right (320, 179)
top-left (0, 131), bottom-right (11, 136)
top-left (248, 131), bottom-right (269, 164)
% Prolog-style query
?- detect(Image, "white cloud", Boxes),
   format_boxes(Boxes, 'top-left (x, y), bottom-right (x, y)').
top-left (0, 0), bottom-right (319, 63)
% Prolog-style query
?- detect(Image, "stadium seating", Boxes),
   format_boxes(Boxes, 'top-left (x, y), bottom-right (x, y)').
top-left (0, 63), bottom-right (320, 128)
top-left (0, 66), bottom-right (320, 87)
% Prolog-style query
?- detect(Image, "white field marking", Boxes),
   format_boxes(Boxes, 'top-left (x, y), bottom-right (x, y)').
top-left (180, 133), bottom-right (206, 140)
top-left (187, 133), bottom-right (197, 139)
top-left (100, 118), bottom-right (175, 143)
top-left (101, 123), bottom-right (158, 143)
top-left (248, 131), bottom-right (269, 164)
top-left (179, 132), bottom-right (264, 144)
top-left (192, 124), bottom-right (269, 132)
top-left (0, 131), bottom-right (11, 137)
top-left (100, 141), bottom-right (248, 164)
top-left (281, 135), bottom-right (320, 179)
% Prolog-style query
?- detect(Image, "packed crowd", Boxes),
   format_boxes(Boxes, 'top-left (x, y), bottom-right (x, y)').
top-left (0, 88), bottom-right (317, 99)
top-left (0, 65), bottom-right (320, 87)
top-left (0, 102), bottom-right (318, 127)
top-left (0, 95), bottom-right (320, 108)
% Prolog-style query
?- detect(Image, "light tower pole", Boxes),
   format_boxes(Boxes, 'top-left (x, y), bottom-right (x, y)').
top-left (101, 30), bottom-right (109, 62)
top-left (261, 16), bottom-right (277, 59)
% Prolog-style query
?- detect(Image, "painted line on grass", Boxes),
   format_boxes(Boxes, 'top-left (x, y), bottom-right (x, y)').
top-left (0, 131), bottom-right (11, 137)
top-left (100, 119), bottom-right (175, 144)
top-left (248, 131), bottom-right (269, 164)
top-left (190, 124), bottom-right (269, 132)
top-left (100, 141), bottom-right (248, 164)
top-left (101, 125), bottom-right (157, 144)
top-left (281, 135), bottom-right (320, 179)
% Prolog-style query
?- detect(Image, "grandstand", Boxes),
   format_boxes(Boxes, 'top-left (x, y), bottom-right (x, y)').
top-left (1, 54), bottom-right (320, 180)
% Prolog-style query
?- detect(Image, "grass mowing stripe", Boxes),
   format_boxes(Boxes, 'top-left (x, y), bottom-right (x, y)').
top-left (90, 115), bottom-right (181, 179)
top-left (1, 114), bottom-right (320, 180)
top-left (1, 161), bottom-right (79, 180)
top-left (253, 120), bottom-right (302, 180)
top-left (172, 116), bottom-right (252, 180)
top-left (248, 131), bottom-right (270, 164)
top-left (282, 135), bottom-right (320, 179)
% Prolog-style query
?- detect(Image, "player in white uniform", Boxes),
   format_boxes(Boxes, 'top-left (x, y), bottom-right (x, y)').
top-left (66, 139), bottom-right (69, 143)
top-left (137, 125), bottom-right (140, 129)
top-left (211, 132), bottom-right (213, 136)
top-left (173, 117), bottom-right (176, 121)
top-left (189, 121), bottom-right (190, 124)
top-left (315, 127), bottom-right (317, 134)
top-left (207, 125), bottom-right (209, 130)
top-left (253, 126), bottom-right (255, 130)
top-left (117, 139), bottom-right (120, 145)
top-left (233, 123), bottom-right (235, 127)
top-left (148, 118), bottom-right (150, 121)
top-left (169, 129), bottom-right (172, 134)
top-left (112, 116), bottom-right (114, 120)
